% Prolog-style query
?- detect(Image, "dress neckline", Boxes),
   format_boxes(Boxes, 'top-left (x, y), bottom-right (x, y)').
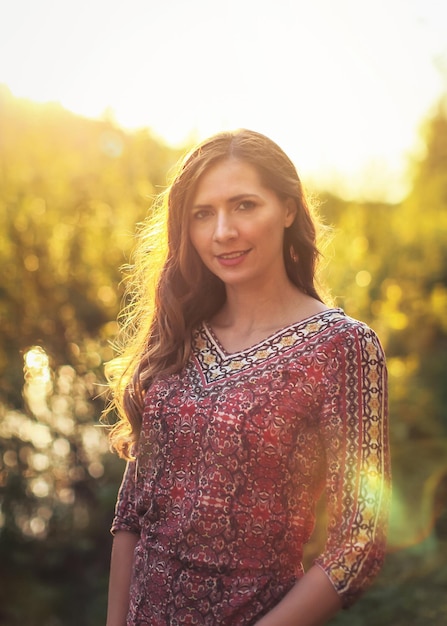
top-left (202, 307), bottom-right (344, 359)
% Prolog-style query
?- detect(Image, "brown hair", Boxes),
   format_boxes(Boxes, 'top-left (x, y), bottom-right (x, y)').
top-left (105, 129), bottom-right (328, 458)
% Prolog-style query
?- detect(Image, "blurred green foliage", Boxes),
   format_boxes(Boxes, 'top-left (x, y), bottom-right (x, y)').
top-left (0, 84), bottom-right (446, 625)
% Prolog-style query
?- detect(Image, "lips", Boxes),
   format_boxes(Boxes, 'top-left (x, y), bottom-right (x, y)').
top-left (216, 249), bottom-right (251, 266)
top-left (218, 250), bottom-right (249, 259)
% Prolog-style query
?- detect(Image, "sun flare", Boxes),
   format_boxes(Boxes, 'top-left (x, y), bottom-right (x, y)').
top-left (0, 0), bottom-right (446, 202)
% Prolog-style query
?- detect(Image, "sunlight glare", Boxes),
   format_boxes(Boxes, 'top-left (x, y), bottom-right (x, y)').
top-left (0, 0), bottom-right (445, 201)
top-left (58, 487), bottom-right (75, 505)
top-left (355, 270), bottom-right (372, 288)
top-left (31, 453), bottom-right (51, 472)
top-left (53, 437), bottom-right (71, 458)
top-left (23, 346), bottom-right (53, 419)
top-left (30, 477), bottom-right (50, 498)
top-left (24, 346), bottom-right (51, 380)
top-left (3, 450), bottom-right (18, 468)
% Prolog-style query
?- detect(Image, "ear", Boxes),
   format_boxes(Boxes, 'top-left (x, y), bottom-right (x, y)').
top-left (284, 198), bottom-right (297, 228)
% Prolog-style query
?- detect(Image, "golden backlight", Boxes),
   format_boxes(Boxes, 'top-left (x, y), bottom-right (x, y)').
top-left (0, 0), bottom-right (445, 201)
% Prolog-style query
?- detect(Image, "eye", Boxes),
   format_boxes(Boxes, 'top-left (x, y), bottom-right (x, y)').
top-left (191, 208), bottom-right (212, 220)
top-left (237, 200), bottom-right (256, 211)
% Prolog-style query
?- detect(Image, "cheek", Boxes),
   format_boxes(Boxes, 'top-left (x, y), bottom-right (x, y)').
top-left (188, 227), bottom-right (200, 256)
top-left (255, 216), bottom-right (286, 242)
top-left (187, 233), bottom-right (209, 273)
top-left (179, 234), bottom-right (208, 282)
top-left (188, 224), bottom-right (209, 255)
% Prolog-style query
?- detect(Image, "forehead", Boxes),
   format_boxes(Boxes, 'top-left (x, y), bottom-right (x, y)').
top-left (193, 158), bottom-right (266, 203)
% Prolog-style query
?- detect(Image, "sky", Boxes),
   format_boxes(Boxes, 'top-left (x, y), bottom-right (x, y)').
top-left (0, 0), bottom-right (446, 201)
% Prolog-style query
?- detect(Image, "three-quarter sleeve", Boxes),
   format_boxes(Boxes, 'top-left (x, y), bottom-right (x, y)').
top-left (111, 460), bottom-right (141, 536)
top-left (315, 322), bottom-right (391, 607)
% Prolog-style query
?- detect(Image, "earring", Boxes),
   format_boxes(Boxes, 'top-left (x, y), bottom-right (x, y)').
top-left (289, 246), bottom-right (299, 263)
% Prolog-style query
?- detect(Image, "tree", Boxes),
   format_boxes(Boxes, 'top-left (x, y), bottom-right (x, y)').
top-left (0, 84), bottom-right (182, 407)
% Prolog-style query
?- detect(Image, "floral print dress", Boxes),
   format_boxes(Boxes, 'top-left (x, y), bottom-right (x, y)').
top-left (111, 309), bottom-right (391, 625)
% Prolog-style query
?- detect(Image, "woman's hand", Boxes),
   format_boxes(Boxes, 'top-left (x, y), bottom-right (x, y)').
top-left (254, 565), bottom-right (342, 626)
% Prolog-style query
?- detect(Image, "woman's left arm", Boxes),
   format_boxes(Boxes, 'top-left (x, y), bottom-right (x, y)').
top-left (255, 565), bottom-right (342, 626)
top-left (257, 322), bottom-right (391, 625)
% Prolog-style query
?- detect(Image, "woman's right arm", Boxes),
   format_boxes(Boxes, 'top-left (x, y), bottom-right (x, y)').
top-left (106, 530), bottom-right (139, 626)
top-left (107, 460), bottom-right (141, 626)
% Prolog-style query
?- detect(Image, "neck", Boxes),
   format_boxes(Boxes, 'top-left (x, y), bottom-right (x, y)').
top-left (214, 274), bottom-right (307, 333)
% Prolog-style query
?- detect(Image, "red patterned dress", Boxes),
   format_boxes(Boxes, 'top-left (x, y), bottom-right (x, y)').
top-left (111, 309), bottom-right (390, 625)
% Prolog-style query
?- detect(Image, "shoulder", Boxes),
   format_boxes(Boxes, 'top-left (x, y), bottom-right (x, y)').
top-left (323, 308), bottom-right (380, 336)
top-left (318, 309), bottom-right (386, 360)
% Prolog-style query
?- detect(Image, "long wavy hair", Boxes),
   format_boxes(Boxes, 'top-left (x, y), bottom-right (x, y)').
top-left (105, 129), bottom-right (328, 459)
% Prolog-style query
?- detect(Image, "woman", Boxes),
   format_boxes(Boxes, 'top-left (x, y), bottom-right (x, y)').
top-left (105, 129), bottom-right (390, 626)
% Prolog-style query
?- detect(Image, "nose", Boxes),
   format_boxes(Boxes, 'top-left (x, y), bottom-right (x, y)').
top-left (213, 211), bottom-right (237, 242)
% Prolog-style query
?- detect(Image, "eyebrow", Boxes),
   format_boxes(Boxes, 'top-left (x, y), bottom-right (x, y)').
top-left (191, 193), bottom-right (260, 210)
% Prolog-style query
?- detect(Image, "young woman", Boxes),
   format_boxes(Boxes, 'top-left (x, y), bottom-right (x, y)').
top-left (105, 129), bottom-right (390, 626)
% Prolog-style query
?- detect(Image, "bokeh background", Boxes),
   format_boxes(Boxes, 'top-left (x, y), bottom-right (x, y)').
top-left (1, 1), bottom-right (446, 624)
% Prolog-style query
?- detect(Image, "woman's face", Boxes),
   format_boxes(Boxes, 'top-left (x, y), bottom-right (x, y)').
top-left (188, 158), bottom-right (295, 291)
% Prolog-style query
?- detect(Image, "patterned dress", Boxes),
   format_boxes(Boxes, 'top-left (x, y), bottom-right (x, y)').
top-left (111, 309), bottom-right (390, 625)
